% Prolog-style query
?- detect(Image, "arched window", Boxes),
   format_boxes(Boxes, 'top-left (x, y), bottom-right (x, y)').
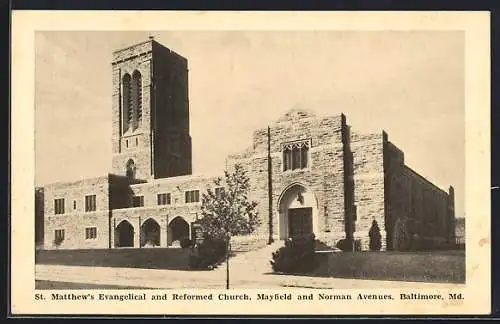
top-left (126, 159), bottom-right (136, 180)
top-left (292, 145), bottom-right (301, 169)
top-left (132, 70), bottom-right (142, 130)
top-left (282, 140), bottom-right (310, 171)
top-left (122, 74), bottom-right (132, 133)
top-left (283, 147), bottom-right (292, 171)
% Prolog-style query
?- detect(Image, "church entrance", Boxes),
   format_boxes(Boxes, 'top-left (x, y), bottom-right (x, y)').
top-left (278, 183), bottom-right (318, 240)
top-left (288, 207), bottom-right (313, 238)
top-left (115, 220), bottom-right (134, 247)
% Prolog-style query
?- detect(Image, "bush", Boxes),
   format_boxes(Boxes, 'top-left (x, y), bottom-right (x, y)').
top-left (188, 238), bottom-right (227, 270)
top-left (270, 234), bottom-right (317, 273)
top-left (368, 220), bottom-right (382, 251)
top-left (336, 238), bottom-right (361, 252)
top-left (180, 237), bottom-right (192, 248)
top-left (53, 237), bottom-right (64, 247)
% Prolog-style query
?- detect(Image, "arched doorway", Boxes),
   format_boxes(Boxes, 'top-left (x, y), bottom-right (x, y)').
top-left (115, 220), bottom-right (134, 247)
top-left (168, 216), bottom-right (189, 246)
top-left (141, 218), bottom-right (160, 247)
top-left (278, 183), bottom-right (318, 240)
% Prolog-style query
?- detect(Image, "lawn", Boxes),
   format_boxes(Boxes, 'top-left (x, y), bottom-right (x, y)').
top-left (35, 280), bottom-right (154, 290)
top-left (35, 248), bottom-right (194, 270)
top-left (310, 250), bottom-right (465, 283)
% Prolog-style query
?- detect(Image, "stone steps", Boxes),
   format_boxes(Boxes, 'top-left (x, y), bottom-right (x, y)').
top-left (214, 241), bottom-right (284, 274)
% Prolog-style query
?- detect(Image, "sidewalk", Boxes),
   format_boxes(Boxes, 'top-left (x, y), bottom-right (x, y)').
top-left (35, 264), bottom-right (463, 289)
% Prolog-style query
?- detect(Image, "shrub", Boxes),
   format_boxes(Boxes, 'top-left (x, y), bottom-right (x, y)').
top-left (270, 234), bottom-right (317, 273)
top-left (368, 220), bottom-right (382, 251)
top-left (393, 217), bottom-right (411, 251)
top-left (336, 238), bottom-right (361, 252)
top-left (53, 237), bottom-right (64, 247)
top-left (180, 237), bottom-right (192, 248)
top-left (188, 237), bottom-right (227, 270)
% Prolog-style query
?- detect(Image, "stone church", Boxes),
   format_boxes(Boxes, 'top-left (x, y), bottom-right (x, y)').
top-left (37, 38), bottom-right (456, 252)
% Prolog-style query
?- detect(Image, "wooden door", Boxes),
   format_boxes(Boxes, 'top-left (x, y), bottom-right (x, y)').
top-left (288, 207), bottom-right (313, 238)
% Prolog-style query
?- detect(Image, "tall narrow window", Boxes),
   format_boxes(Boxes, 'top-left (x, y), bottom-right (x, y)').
top-left (292, 145), bottom-right (301, 170)
top-left (54, 229), bottom-right (65, 242)
top-left (122, 74), bottom-right (132, 133)
top-left (300, 143), bottom-right (309, 168)
top-left (54, 198), bottom-right (65, 215)
top-left (126, 159), bottom-right (136, 180)
top-left (283, 147), bottom-right (292, 171)
top-left (132, 70), bottom-right (142, 130)
top-left (85, 195), bottom-right (97, 212)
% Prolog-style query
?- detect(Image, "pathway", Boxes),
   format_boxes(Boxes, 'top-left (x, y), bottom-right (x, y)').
top-left (35, 242), bottom-right (462, 289)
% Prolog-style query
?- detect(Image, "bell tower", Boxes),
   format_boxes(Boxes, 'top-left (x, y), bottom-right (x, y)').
top-left (111, 37), bottom-right (192, 180)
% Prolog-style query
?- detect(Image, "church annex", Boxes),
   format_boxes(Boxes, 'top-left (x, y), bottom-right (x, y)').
top-left (37, 38), bottom-right (456, 252)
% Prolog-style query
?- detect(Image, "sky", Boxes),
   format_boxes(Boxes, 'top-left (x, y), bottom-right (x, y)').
top-left (35, 31), bottom-right (465, 217)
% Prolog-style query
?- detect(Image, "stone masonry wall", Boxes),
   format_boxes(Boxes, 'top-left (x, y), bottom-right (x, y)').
top-left (384, 138), bottom-right (454, 250)
top-left (226, 109), bottom-right (347, 248)
top-left (383, 140), bottom-right (407, 249)
top-left (403, 166), bottom-right (452, 248)
top-left (45, 212), bottom-right (110, 250)
top-left (151, 42), bottom-right (192, 178)
top-left (128, 174), bottom-right (219, 208)
top-left (109, 174), bottom-right (220, 247)
top-left (351, 131), bottom-right (386, 251)
top-left (111, 205), bottom-right (202, 248)
top-left (43, 176), bottom-right (110, 249)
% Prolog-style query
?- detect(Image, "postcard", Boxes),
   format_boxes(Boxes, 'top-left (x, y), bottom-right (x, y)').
top-left (10, 11), bottom-right (490, 315)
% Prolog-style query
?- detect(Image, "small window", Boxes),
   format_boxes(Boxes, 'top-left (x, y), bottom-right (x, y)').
top-left (185, 190), bottom-right (200, 203)
top-left (136, 138), bottom-right (138, 146)
top-left (73, 200), bottom-right (77, 210)
top-left (126, 139), bottom-right (129, 148)
top-left (85, 195), bottom-right (97, 212)
top-left (85, 227), bottom-right (97, 240)
top-left (132, 195), bottom-right (144, 207)
top-left (54, 198), bottom-right (65, 215)
top-left (54, 229), bottom-right (65, 241)
top-left (157, 193), bottom-right (171, 205)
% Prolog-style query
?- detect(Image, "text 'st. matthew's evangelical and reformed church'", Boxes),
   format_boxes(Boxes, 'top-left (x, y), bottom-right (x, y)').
top-left (35, 38), bottom-right (457, 252)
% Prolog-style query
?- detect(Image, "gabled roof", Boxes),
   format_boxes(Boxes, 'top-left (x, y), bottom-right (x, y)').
top-left (276, 106), bottom-right (317, 123)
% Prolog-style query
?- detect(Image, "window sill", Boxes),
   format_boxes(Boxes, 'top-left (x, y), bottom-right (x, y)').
top-left (122, 130), bottom-right (144, 138)
top-left (282, 168), bottom-right (311, 174)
